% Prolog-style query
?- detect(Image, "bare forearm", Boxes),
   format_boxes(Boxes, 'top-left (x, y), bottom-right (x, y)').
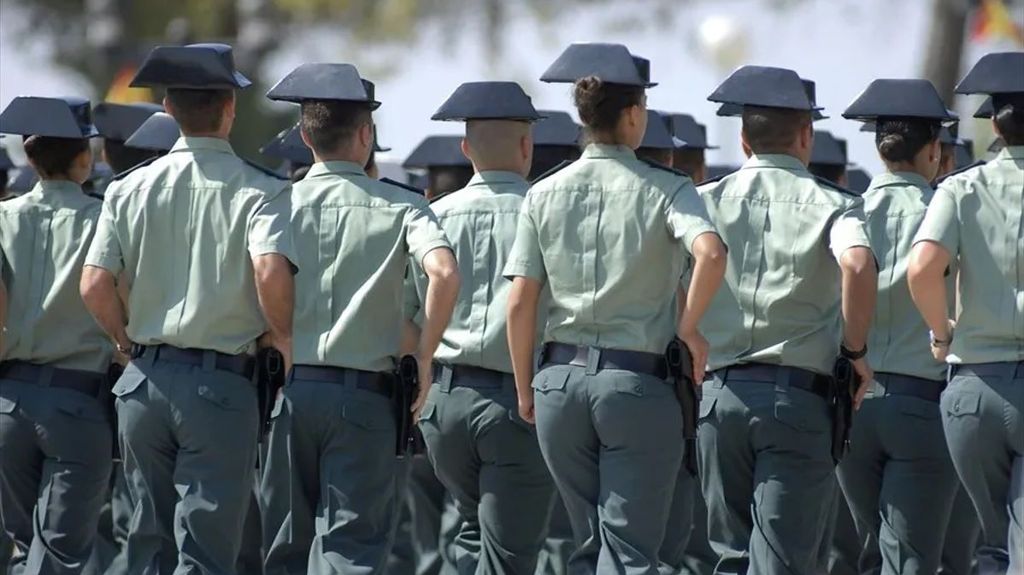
top-left (679, 239), bottom-right (726, 335)
top-left (254, 255), bottom-right (294, 343)
top-left (418, 275), bottom-right (458, 361)
top-left (909, 243), bottom-right (953, 338)
top-left (840, 248), bottom-right (877, 350)
top-left (507, 298), bottom-right (538, 399)
top-left (401, 320), bottom-right (421, 356)
top-left (81, 266), bottom-right (130, 349)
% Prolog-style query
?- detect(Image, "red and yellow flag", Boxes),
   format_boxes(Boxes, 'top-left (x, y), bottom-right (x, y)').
top-left (105, 65), bottom-right (155, 104)
top-left (971, 0), bottom-right (1024, 45)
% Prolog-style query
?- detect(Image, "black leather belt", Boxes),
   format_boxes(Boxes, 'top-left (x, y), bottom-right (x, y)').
top-left (290, 365), bottom-right (393, 398)
top-left (541, 343), bottom-right (667, 379)
top-left (0, 360), bottom-right (104, 397)
top-left (710, 363), bottom-right (831, 399)
top-left (953, 361), bottom-right (1024, 380)
top-left (433, 364), bottom-right (508, 389)
top-left (133, 344), bottom-right (255, 379)
top-left (874, 372), bottom-right (944, 402)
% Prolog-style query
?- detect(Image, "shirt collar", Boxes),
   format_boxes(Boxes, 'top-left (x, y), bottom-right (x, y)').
top-left (580, 143), bottom-right (637, 161)
top-left (741, 153), bottom-right (809, 173)
top-left (304, 160), bottom-right (366, 179)
top-left (169, 136), bottom-right (236, 155)
top-left (34, 179), bottom-right (84, 196)
top-left (466, 170), bottom-right (528, 188)
top-left (998, 145), bottom-right (1024, 161)
top-left (870, 171), bottom-right (933, 191)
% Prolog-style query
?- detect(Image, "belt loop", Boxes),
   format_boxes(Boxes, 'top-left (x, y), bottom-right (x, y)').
top-left (946, 364), bottom-right (955, 384)
top-left (1002, 362), bottom-right (1017, 382)
top-left (775, 366), bottom-right (792, 390)
top-left (202, 350), bottom-right (217, 373)
top-left (38, 365), bottom-right (55, 387)
top-left (439, 365), bottom-right (453, 393)
top-left (712, 370), bottom-right (725, 389)
top-left (585, 347), bottom-right (600, 376)
top-left (344, 368), bottom-right (358, 391)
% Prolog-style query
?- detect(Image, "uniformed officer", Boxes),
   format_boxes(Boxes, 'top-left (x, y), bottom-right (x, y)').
top-left (835, 78), bottom-right (963, 573)
top-left (696, 65), bottom-right (878, 573)
top-left (124, 111), bottom-right (181, 155)
top-left (407, 81), bottom-right (556, 574)
top-left (528, 110), bottom-right (581, 181)
top-left (0, 96), bottom-right (113, 573)
top-left (909, 51), bottom-right (1024, 575)
top-left (668, 114), bottom-right (717, 184)
top-left (505, 42), bottom-right (727, 574)
top-left (93, 102), bottom-right (164, 174)
top-left (0, 143), bottom-right (17, 201)
top-left (635, 109), bottom-right (678, 166)
top-left (78, 43), bottom-right (297, 574)
top-left (808, 130), bottom-right (850, 187)
top-left (404, 135), bottom-right (475, 201)
top-left (258, 62), bottom-right (459, 575)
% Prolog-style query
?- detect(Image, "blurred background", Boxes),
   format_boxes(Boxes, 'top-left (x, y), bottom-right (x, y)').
top-left (0, 0), bottom-right (1022, 175)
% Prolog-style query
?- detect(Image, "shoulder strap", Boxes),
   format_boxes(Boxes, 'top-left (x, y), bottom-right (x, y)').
top-left (111, 156), bottom-right (159, 181)
top-left (380, 177), bottom-right (426, 196)
top-left (530, 160), bottom-right (573, 185)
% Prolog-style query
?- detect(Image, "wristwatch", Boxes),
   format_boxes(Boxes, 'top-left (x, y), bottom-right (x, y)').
top-left (929, 330), bottom-right (953, 347)
top-left (840, 343), bottom-right (867, 360)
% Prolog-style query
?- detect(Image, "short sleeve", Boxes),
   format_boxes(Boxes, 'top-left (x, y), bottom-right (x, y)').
top-left (665, 181), bottom-right (719, 255)
top-left (405, 203), bottom-right (451, 265)
top-left (502, 194), bottom-right (547, 282)
top-left (247, 186), bottom-right (298, 267)
top-left (84, 195), bottom-right (125, 274)
top-left (913, 185), bottom-right (959, 256)
top-left (828, 198), bottom-right (872, 261)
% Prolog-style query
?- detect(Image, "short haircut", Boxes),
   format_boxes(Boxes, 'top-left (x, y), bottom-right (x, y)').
top-left (427, 166), bottom-right (473, 199)
top-left (634, 147), bottom-right (672, 168)
top-left (875, 118), bottom-right (939, 163)
top-left (299, 100), bottom-right (372, 157)
top-left (104, 139), bottom-right (159, 173)
top-left (23, 136), bottom-right (90, 178)
top-left (741, 106), bottom-right (811, 154)
top-left (672, 148), bottom-right (706, 180)
top-left (573, 76), bottom-right (644, 135)
top-left (165, 88), bottom-right (233, 134)
top-left (808, 163), bottom-right (847, 185)
top-left (992, 96), bottom-right (1024, 146)
top-left (465, 120), bottom-right (530, 166)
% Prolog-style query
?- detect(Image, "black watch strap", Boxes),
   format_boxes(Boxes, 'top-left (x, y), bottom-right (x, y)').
top-left (840, 343), bottom-right (867, 360)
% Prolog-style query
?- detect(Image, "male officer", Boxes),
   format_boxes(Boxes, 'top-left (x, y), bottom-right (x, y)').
top-left (0, 96), bottom-right (112, 574)
top-left (634, 109), bottom-right (678, 167)
top-left (79, 43), bottom-right (296, 574)
top-left (696, 66), bottom-right (877, 573)
top-left (404, 135), bottom-right (474, 201)
top-left (408, 81), bottom-right (556, 574)
top-left (808, 130), bottom-right (850, 187)
top-left (259, 62), bottom-right (459, 575)
top-left (124, 111), bottom-right (181, 155)
top-left (528, 110), bottom-right (581, 181)
top-left (93, 101), bottom-right (164, 174)
top-left (909, 51), bottom-right (1024, 575)
top-left (669, 114), bottom-right (717, 184)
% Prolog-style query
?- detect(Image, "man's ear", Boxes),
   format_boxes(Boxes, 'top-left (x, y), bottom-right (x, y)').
top-left (299, 124), bottom-right (313, 149)
top-left (461, 137), bottom-right (472, 162)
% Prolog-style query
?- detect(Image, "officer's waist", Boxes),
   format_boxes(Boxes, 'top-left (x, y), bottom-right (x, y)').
top-left (541, 342), bottom-right (667, 379)
top-left (708, 363), bottom-right (830, 399)
top-left (952, 361), bottom-right (1024, 380)
top-left (0, 360), bottom-right (105, 397)
top-left (133, 344), bottom-right (255, 379)
top-left (433, 363), bottom-right (512, 390)
top-left (290, 364), bottom-right (393, 398)
top-left (872, 372), bottom-right (944, 402)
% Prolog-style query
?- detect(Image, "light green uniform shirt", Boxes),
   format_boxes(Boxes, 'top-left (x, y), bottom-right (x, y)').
top-left (862, 172), bottom-right (947, 381)
top-left (1, 181), bottom-right (112, 372)
top-left (914, 146), bottom-right (1024, 364)
top-left (85, 137), bottom-right (295, 355)
top-left (503, 144), bottom-right (717, 355)
top-left (290, 161), bottom-right (450, 373)
top-left (406, 171), bottom-right (532, 374)
top-left (697, 154), bottom-right (872, 375)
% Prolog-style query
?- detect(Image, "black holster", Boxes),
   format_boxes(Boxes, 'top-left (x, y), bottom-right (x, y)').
top-left (255, 348), bottom-right (286, 441)
top-left (829, 357), bottom-right (856, 465)
top-left (666, 338), bottom-right (700, 477)
top-left (394, 355), bottom-right (422, 457)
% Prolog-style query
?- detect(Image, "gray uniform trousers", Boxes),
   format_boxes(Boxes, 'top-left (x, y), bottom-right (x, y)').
top-left (532, 363), bottom-right (685, 575)
top-left (697, 369), bottom-right (836, 575)
top-left (836, 374), bottom-right (960, 574)
top-left (259, 373), bottom-right (397, 575)
top-left (406, 457), bottom-right (460, 575)
top-left (533, 496), bottom-right (573, 575)
top-left (821, 482), bottom-right (860, 575)
top-left (386, 458), bottom-right (418, 575)
top-left (939, 486), bottom-right (981, 575)
top-left (418, 367), bottom-right (556, 574)
top-left (112, 353), bottom-right (259, 574)
top-left (940, 363), bottom-right (1024, 575)
top-left (0, 374), bottom-right (113, 574)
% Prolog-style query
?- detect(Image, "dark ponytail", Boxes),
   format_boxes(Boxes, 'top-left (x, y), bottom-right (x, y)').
top-left (875, 118), bottom-right (939, 163)
top-left (573, 76), bottom-right (643, 135)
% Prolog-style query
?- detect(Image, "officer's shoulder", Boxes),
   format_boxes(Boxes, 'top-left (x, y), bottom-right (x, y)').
top-left (935, 160), bottom-right (986, 187)
top-left (380, 177), bottom-right (426, 197)
top-left (530, 160), bottom-right (573, 186)
top-left (812, 175), bottom-right (860, 199)
top-left (111, 156), bottom-right (160, 182)
top-left (85, 191), bottom-right (105, 201)
top-left (640, 157), bottom-right (691, 181)
top-left (241, 158), bottom-right (289, 182)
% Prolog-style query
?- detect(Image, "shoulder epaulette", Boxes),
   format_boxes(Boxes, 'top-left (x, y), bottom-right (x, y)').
top-left (428, 191), bottom-right (452, 204)
top-left (380, 177), bottom-right (426, 197)
top-left (243, 158), bottom-right (288, 181)
top-left (935, 160), bottom-right (986, 187)
top-left (112, 156), bottom-right (159, 181)
top-left (85, 192), bottom-right (104, 201)
top-left (639, 157), bottom-right (690, 179)
top-left (530, 160), bottom-right (573, 185)
top-left (813, 175), bottom-right (860, 198)
top-left (697, 172), bottom-right (730, 186)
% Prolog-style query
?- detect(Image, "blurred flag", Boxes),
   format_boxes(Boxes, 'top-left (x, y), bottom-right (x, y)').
top-left (105, 65), bottom-right (155, 104)
top-left (970, 0), bottom-right (1024, 45)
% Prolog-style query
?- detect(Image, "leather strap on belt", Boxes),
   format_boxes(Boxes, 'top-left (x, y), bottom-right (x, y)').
top-left (433, 364), bottom-right (509, 390)
top-left (290, 364), bottom-right (393, 398)
top-left (0, 360), bottom-right (104, 397)
top-left (874, 372), bottom-right (944, 402)
top-left (953, 361), bottom-right (1024, 380)
top-left (134, 344), bottom-right (255, 379)
top-left (711, 363), bottom-right (831, 399)
top-left (541, 343), bottom-right (667, 379)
